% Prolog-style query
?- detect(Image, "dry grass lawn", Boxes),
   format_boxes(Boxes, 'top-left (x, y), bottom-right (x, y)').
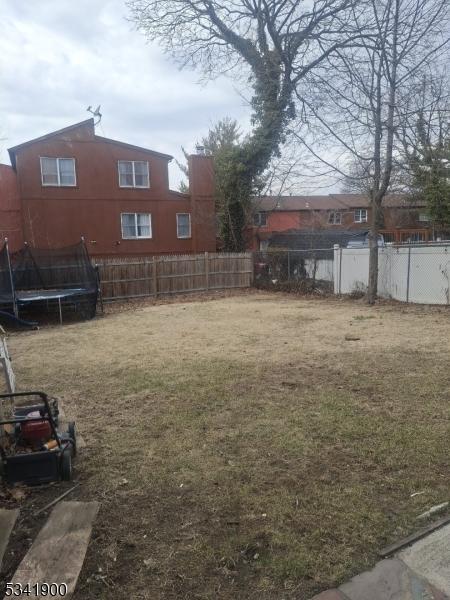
top-left (4, 291), bottom-right (450, 599)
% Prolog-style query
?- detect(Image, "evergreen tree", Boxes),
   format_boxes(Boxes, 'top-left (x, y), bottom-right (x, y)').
top-left (409, 111), bottom-right (450, 229)
top-left (178, 118), bottom-right (260, 251)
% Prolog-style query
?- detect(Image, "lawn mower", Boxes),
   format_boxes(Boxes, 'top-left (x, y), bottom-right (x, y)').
top-left (0, 391), bottom-right (76, 485)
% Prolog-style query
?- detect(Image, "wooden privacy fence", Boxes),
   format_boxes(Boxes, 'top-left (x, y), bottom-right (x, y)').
top-left (94, 252), bottom-right (253, 301)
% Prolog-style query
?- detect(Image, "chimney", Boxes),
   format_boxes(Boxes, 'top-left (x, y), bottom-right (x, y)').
top-left (188, 154), bottom-right (215, 252)
top-left (0, 165), bottom-right (23, 252)
top-left (188, 154), bottom-right (214, 198)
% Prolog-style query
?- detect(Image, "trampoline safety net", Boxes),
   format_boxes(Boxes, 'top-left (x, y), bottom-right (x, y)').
top-left (0, 243), bottom-right (13, 305)
top-left (0, 240), bottom-right (99, 321)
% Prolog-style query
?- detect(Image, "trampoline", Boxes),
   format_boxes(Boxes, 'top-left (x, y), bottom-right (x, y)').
top-left (0, 239), bottom-right (99, 325)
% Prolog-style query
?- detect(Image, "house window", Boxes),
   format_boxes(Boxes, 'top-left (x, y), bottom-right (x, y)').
top-left (328, 211), bottom-right (342, 225)
top-left (354, 208), bottom-right (368, 223)
top-left (419, 213), bottom-right (430, 222)
top-left (121, 213), bottom-right (152, 239)
top-left (382, 231), bottom-right (396, 243)
top-left (402, 231), bottom-right (427, 243)
top-left (118, 161), bottom-right (149, 188)
top-left (40, 157), bottom-right (76, 186)
top-left (253, 212), bottom-right (268, 227)
top-left (177, 213), bottom-right (191, 238)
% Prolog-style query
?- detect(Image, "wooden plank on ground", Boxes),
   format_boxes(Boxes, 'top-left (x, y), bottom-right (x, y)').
top-left (379, 514), bottom-right (450, 558)
top-left (5, 501), bottom-right (99, 599)
top-left (0, 509), bottom-right (19, 569)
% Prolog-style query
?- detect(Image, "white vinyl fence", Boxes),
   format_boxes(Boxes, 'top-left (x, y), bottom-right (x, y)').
top-left (334, 244), bottom-right (450, 304)
top-left (305, 258), bottom-right (334, 282)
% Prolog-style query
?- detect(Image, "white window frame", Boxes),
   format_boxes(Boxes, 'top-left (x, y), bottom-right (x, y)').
top-left (419, 213), bottom-right (430, 222)
top-left (176, 213), bottom-right (191, 239)
top-left (40, 157), bottom-right (76, 187)
top-left (253, 212), bottom-right (268, 227)
top-left (120, 213), bottom-right (152, 239)
top-left (328, 211), bottom-right (342, 225)
top-left (354, 208), bottom-right (368, 223)
top-left (118, 160), bottom-right (150, 188)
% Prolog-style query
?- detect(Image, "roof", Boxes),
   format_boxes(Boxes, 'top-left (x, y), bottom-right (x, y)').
top-left (8, 119), bottom-right (173, 169)
top-left (268, 229), bottom-right (365, 251)
top-left (266, 229), bottom-right (376, 258)
top-left (255, 193), bottom-right (425, 211)
top-left (8, 119), bottom-right (95, 160)
top-left (256, 195), bottom-right (341, 211)
top-left (93, 136), bottom-right (173, 161)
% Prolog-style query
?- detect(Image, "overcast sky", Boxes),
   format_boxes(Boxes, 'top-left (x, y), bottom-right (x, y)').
top-left (0, 0), bottom-right (251, 189)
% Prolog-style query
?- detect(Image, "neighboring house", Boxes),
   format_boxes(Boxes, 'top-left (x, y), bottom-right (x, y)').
top-left (1, 119), bottom-right (216, 256)
top-left (249, 194), bottom-right (435, 250)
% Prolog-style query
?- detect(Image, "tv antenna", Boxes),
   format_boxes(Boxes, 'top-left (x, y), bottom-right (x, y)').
top-left (86, 104), bottom-right (102, 125)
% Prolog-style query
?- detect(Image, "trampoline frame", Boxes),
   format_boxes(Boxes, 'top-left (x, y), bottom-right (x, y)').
top-left (1, 238), bottom-right (99, 325)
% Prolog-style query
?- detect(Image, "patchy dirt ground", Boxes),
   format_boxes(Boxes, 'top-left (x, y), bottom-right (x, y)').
top-left (1, 290), bottom-right (450, 599)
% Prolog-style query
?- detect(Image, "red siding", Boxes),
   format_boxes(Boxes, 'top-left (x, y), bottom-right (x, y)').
top-left (188, 155), bottom-right (216, 253)
top-left (7, 121), bottom-right (216, 256)
top-left (0, 164), bottom-right (23, 251)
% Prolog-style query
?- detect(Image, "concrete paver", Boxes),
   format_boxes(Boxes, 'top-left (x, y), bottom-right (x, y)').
top-left (0, 509), bottom-right (19, 569)
top-left (400, 523), bottom-right (450, 597)
top-left (310, 522), bottom-right (450, 599)
top-left (338, 558), bottom-right (447, 600)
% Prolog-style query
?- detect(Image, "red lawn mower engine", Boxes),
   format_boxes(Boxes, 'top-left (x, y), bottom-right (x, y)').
top-left (0, 392), bottom-right (77, 485)
top-left (20, 411), bottom-right (52, 448)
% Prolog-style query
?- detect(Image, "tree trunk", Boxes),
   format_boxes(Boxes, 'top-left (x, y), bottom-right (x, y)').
top-left (367, 201), bottom-right (380, 304)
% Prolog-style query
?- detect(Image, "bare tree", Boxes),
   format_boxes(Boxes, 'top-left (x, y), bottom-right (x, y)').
top-left (291, 0), bottom-right (449, 302)
top-left (127, 0), bottom-right (367, 250)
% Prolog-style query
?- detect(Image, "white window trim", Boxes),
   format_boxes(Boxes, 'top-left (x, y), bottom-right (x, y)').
top-left (118, 160), bottom-right (150, 189)
top-left (40, 157), bottom-right (77, 187)
top-left (121, 212), bottom-right (152, 240)
top-left (176, 213), bottom-right (191, 239)
top-left (254, 212), bottom-right (268, 227)
top-left (354, 208), bottom-right (368, 223)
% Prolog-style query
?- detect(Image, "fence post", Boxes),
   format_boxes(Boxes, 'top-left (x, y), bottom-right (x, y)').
top-left (152, 256), bottom-right (158, 297)
top-left (247, 252), bottom-right (253, 287)
top-left (406, 246), bottom-right (411, 303)
top-left (95, 264), bottom-right (104, 313)
top-left (4, 238), bottom-right (18, 317)
top-left (205, 252), bottom-right (209, 290)
top-left (287, 251), bottom-right (291, 281)
top-left (339, 246), bottom-right (343, 294)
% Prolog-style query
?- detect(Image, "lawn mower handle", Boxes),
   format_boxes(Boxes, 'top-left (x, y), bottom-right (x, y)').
top-left (0, 391), bottom-right (49, 401)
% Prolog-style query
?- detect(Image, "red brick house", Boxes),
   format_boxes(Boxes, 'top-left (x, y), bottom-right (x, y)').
top-left (0, 164), bottom-right (23, 251)
top-left (1, 119), bottom-right (216, 256)
top-left (249, 194), bottom-right (433, 250)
